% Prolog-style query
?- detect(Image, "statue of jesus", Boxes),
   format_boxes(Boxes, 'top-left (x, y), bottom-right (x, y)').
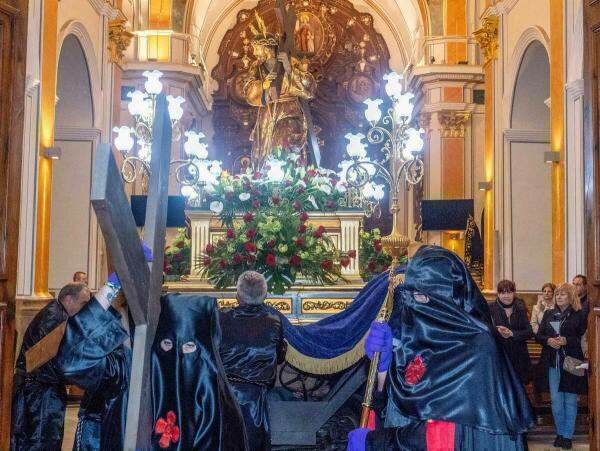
top-left (244, 13), bottom-right (317, 167)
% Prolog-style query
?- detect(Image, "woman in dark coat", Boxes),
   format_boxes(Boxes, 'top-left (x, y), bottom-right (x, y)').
top-left (489, 280), bottom-right (533, 384)
top-left (535, 283), bottom-right (587, 450)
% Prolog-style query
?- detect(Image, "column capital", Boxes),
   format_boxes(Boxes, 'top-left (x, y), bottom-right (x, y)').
top-left (438, 111), bottom-right (471, 138)
top-left (108, 18), bottom-right (134, 66)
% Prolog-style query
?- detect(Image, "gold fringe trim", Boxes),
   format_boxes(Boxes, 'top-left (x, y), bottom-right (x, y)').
top-left (284, 332), bottom-right (369, 375)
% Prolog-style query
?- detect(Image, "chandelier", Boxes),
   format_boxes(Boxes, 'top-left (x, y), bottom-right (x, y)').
top-left (112, 70), bottom-right (210, 188)
top-left (339, 70), bottom-right (425, 258)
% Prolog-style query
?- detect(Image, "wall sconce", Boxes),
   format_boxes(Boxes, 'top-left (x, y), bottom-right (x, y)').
top-left (544, 151), bottom-right (560, 164)
top-left (43, 146), bottom-right (62, 160)
top-left (478, 181), bottom-right (493, 191)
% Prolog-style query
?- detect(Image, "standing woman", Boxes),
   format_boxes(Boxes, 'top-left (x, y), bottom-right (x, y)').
top-left (489, 279), bottom-right (533, 384)
top-left (535, 283), bottom-right (587, 450)
top-left (531, 283), bottom-right (556, 333)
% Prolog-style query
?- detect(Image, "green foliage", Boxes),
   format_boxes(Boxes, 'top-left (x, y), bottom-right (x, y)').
top-left (163, 228), bottom-right (191, 281)
top-left (358, 228), bottom-right (407, 281)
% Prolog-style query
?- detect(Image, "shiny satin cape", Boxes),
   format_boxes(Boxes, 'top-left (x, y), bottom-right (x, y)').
top-left (54, 298), bottom-right (131, 450)
top-left (152, 293), bottom-right (249, 450)
top-left (386, 246), bottom-right (534, 436)
top-left (11, 300), bottom-right (69, 451)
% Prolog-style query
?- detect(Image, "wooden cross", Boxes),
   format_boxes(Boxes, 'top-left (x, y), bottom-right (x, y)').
top-left (274, 0), bottom-right (322, 167)
top-left (91, 94), bottom-right (172, 449)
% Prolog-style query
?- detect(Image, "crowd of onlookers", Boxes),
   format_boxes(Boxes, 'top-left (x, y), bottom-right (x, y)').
top-left (490, 275), bottom-right (589, 450)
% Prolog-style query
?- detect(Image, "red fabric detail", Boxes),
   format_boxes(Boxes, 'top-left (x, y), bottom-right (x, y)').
top-left (155, 410), bottom-right (181, 449)
top-left (426, 420), bottom-right (455, 451)
top-left (405, 355), bottom-right (427, 385)
top-left (367, 410), bottom-right (376, 430)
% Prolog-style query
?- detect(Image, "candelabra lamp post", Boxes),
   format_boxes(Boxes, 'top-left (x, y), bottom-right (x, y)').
top-left (342, 71), bottom-right (425, 263)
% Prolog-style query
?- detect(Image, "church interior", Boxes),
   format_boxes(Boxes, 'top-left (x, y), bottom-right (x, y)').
top-left (1, 0), bottom-right (599, 449)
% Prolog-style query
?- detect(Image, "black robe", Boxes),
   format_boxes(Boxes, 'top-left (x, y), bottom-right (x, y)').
top-left (152, 293), bottom-right (249, 451)
top-left (219, 304), bottom-right (286, 451)
top-left (11, 300), bottom-right (69, 451)
top-left (366, 246), bottom-right (534, 450)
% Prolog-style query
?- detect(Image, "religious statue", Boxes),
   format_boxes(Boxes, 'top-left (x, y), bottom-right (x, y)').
top-left (295, 14), bottom-right (316, 54)
top-left (244, 13), bottom-right (317, 167)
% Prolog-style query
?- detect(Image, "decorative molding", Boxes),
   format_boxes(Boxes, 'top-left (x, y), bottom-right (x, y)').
top-left (473, 15), bottom-right (499, 67)
top-left (503, 128), bottom-right (551, 143)
top-left (55, 127), bottom-right (102, 141)
top-left (439, 111), bottom-right (471, 138)
top-left (484, 0), bottom-right (519, 16)
top-left (565, 78), bottom-right (585, 98)
top-left (88, 0), bottom-right (121, 18)
top-left (108, 18), bottom-right (134, 65)
top-left (25, 75), bottom-right (40, 96)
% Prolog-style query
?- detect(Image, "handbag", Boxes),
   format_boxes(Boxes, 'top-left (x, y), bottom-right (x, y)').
top-left (562, 355), bottom-right (586, 377)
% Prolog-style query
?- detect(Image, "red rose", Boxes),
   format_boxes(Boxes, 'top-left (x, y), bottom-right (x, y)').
top-left (217, 239), bottom-right (225, 247)
top-left (271, 196), bottom-right (281, 205)
top-left (173, 253), bottom-right (183, 262)
top-left (284, 180), bottom-right (293, 187)
top-left (293, 201), bottom-right (302, 211)
top-left (246, 229), bottom-right (257, 239)
top-left (330, 178), bottom-right (338, 187)
top-left (326, 200), bottom-right (336, 209)
top-left (251, 188), bottom-right (261, 196)
top-left (374, 240), bottom-right (383, 252)
top-left (247, 254), bottom-right (256, 263)
top-left (368, 261), bottom-right (376, 271)
top-left (164, 265), bottom-right (172, 274)
top-left (296, 187), bottom-right (305, 194)
top-left (298, 224), bottom-right (308, 233)
top-left (348, 249), bottom-right (357, 258)
top-left (225, 191), bottom-right (234, 200)
top-left (202, 257), bottom-right (211, 266)
top-left (252, 199), bottom-right (261, 209)
top-left (302, 176), bottom-right (309, 184)
top-left (219, 260), bottom-right (228, 269)
top-left (290, 255), bottom-right (301, 267)
top-left (155, 410), bottom-right (180, 449)
top-left (405, 356), bottom-right (427, 385)
top-left (321, 260), bottom-right (333, 270)
top-left (226, 229), bottom-right (235, 239)
top-left (205, 244), bottom-right (215, 254)
top-left (233, 254), bottom-right (243, 265)
top-left (243, 212), bottom-right (254, 222)
top-left (307, 169), bottom-right (316, 177)
top-left (297, 157), bottom-right (307, 167)
top-left (318, 225), bottom-right (326, 233)
top-left (244, 242), bottom-right (257, 253)
top-left (266, 240), bottom-right (276, 249)
top-left (176, 241), bottom-right (185, 249)
top-left (295, 238), bottom-right (304, 247)
top-left (313, 230), bottom-right (323, 238)
top-left (266, 254), bottom-right (276, 267)
top-left (299, 212), bottom-right (309, 222)
top-left (381, 265), bottom-right (389, 272)
top-left (340, 256), bottom-right (350, 267)
top-left (253, 171), bottom-right (262, 180)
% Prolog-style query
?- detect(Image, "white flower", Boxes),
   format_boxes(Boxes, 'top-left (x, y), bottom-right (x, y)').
top-left (204, 183), bottom-right (216, 194)
top-left (210, 201), bottom-right (224, 214)
top-left (318, 184), bottom-right (332, 194)
top-left (336, 182), bottom-right (347, 193)
top-left (239, 193), bottom-right (250, 201)
top-left (307, 195), bottom-right (319, 209)
top-left (224, 185), bottom-right (234, 193)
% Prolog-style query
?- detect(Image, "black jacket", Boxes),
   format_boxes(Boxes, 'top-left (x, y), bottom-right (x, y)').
top-left (535, 306), bottom-right (587, 395)
top-left (489, 299), bottom-right (533, 384)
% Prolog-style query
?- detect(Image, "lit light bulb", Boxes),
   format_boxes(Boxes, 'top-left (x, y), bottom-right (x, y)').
top-left (209, 160), bottom-right (222, 176)
top-left (184, 131), bottom-right (208, 159)
top-left (373, 183), bottom-right (385, 200)
top-left (362, 182), bottom-right (376, 199)
top-left (394, 92), bottom-right (415, 120)
top-left (403, 127), bottom-right (425, 160)
top-left (383, 71), bottom-right (403, 99)
top-left (345, 133), bottom-right (367, 159)
top-left (167, 95), bottom-right (185, 121)
top-left (181, 185), bottom-right (198, 200)
top-left (112, 126), bottom-right (134, 152)
top-left (127, 90), bottom-right (148, 116)
top-left (364, 98), bottom-right (383, 124)
top-left (143, 70), bottom-right (163, 95)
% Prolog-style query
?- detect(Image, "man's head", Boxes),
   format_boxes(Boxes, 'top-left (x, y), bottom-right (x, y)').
top-left (58, 283), bottom-right (91, 317)
top-left (250, 12), bottom-right (278, 63)
top-left (236, 271), bottom-right (267, 306)
top-left (572, 274), bottom-right (588, 298)
top-left (73, 271), bottom-right (88, 285)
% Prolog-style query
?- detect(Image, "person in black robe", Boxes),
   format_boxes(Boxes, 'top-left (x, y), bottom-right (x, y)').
top-left (219, 271), bottom-right (287, 451)
top-left (10, 283), bottom-right (91, 451)
top-left (347, 246), bottom-right (534, 451)
top-left (152, 292), bottom-right (249, 450)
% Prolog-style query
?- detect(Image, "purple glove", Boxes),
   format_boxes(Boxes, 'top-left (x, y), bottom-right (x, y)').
top-left (142, 242), bottom-right (153, 262)
top-left (347, 428), bottom-right (369, 451)
top-left (365, 321), bottom-right (393, 372)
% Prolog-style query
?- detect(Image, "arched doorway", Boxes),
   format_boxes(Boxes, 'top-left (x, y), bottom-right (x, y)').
top-left (506, 40), bottom-right (551, 291)
top-left (48, 34), bottom-right (97, 292)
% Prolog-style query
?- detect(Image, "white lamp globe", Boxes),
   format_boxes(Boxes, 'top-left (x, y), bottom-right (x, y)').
top-left (403, 127), bottom-right (425, 160)
top-left (345, 133), bottom-right (367, 159)
top-left (209, 160), bottom-right (222, 176)
top-left (362, 182), bottom-right (376, 199)
top-left (143, 70), bottom-right (164, 95)
top-left (383, 72), bottom-right (403, 99)
top-left (127, 90), bottom-right (148, 116)
top-left (184, 131), bottom-right (208, 158)
top-left (373, 183), bottom-right (385, 200)
top-left (359, 157), bottom-right (377, 177)
top-left (394, 92), bottom-right (415, 120)
top-left (112, 126), bottom-right (134, 152)
top-left (166, 95), bottom-right (185, 121)
top-left (364, 98), bottom-right (383, 124)
top-left (181, 185), bottom-right (198, 200)
top-left (337, 159), bottom-right (354, 182)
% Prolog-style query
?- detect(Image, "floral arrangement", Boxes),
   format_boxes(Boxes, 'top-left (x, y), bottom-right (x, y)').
top-left (359, 228), bottom-right (407, 281)
top-left (197, 149), bottom-right (356, 294)
top-left (163, 228), bottom-right (191, 281)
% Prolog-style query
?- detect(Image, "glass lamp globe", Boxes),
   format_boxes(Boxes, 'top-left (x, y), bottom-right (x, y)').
top-left (142, 70), bottom-right (164, 95)
top-left (362, 182), bottom-right (376, 199)
top-left (364, 98), bottom-right (383, 124)
top-left (373, 183), bottom-right (385, 200)
top-left (394, 92), bottom-right (415, 120)
top-left (181, 185), bottom-right (198, 200)
top-left (383, 72), bottom-right (403, 99)
top-left (403, 127), bottom-right (425, 160)
top-left (112, 126), bottom-right (134, 152)
top-left (184, 131), bottom-right (208, 159)
top-left (167, 95), bottom-right (185, 121)
top-left (127, 90), bottom-right (148, 116)
top-left (209, 160), bottom-right (223, 176)
top-left (345, 133), bottom-right (367, 159)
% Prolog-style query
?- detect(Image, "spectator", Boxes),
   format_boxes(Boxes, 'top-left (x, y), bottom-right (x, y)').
top-left (72, 271), bottom-right (88, 285)
top-left (489, 279), bottom-right (533, 384)
top-left (535, 283), bottom-right (587, 450)
top-left (531, 283), bottom-right (556, 333)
